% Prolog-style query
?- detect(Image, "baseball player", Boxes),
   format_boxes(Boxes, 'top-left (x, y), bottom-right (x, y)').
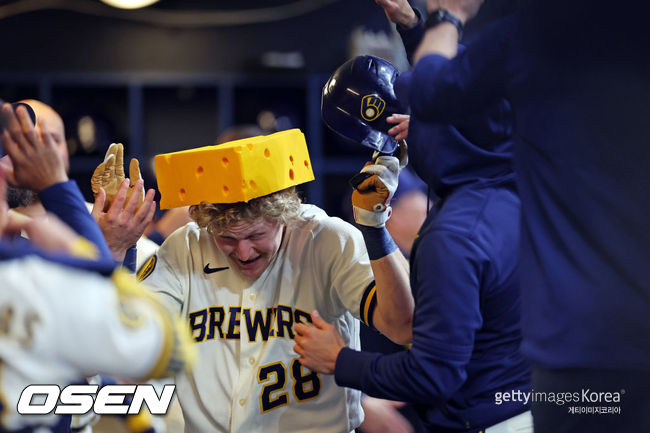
top-left (0, 137), bottom-right (195, 432)
top-left (138, 130), bottom-right (412, 433)
top-left (0, 257), bottom-right (195, 432)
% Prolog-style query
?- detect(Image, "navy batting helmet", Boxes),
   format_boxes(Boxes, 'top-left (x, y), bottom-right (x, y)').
top-left (321, 55), bottom-right (406, 154)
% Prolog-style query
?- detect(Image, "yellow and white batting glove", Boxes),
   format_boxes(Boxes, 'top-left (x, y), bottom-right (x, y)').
top-left (91, 143), bottom-right (143, 212)
top-left (351, 155), bottom-right (401, 228)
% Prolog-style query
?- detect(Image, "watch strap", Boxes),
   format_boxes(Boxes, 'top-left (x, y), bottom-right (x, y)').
top-left (424, 9), bottom-right (463, 40)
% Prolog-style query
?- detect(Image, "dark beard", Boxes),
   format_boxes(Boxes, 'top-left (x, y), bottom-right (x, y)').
top-left (7, 186), bottom-right (38, 208)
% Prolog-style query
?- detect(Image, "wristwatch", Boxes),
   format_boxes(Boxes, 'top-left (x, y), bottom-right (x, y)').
top-left (424, 9), bottom-right (464, 41)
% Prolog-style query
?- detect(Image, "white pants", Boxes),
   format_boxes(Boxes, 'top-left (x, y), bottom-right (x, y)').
top-left (484, 410), bottom-right (533, 433)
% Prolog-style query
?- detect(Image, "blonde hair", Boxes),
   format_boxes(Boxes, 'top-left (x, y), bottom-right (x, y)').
top-left (189, 187), bottom-right (303, 235)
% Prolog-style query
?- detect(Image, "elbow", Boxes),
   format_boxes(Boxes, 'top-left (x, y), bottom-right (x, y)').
top-left (414, 360), bottom-right (468, 403)
top-left (372, 300), bottom-right (414, 344)
top-left (381, 316), bottom-right (413, 346)
top-left (435, 369), bottom-right (467, 402)
top-left (392, 331), bottom-right (413, 346)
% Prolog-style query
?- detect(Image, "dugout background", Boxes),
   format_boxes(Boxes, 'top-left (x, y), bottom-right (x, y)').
top-left (0, 0), bottom-right (517, 220)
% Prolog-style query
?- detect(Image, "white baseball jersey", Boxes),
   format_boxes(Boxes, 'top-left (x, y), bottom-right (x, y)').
top-left (0, 256), bottom-right (190, 431)
top-left (139, 204), bottom-right (377, 433)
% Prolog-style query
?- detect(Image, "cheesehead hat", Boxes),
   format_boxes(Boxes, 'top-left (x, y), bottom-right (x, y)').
top-left (155, 128), bottom-right (314, 209)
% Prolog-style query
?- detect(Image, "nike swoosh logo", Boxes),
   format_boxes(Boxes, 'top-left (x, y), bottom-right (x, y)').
top-left (203, 264), bottom-right (229, 274)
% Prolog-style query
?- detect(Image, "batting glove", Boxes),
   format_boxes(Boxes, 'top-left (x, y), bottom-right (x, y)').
top-left (351, 155), bottom-right (401, 228)
top-left (91, 143), bottom-right (143, 212)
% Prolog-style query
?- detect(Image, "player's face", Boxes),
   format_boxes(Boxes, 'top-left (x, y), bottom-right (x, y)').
top-left (213, 218), bottom-right (285, 280)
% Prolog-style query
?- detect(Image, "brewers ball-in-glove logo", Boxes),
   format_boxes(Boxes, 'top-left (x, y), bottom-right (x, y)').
top-left (360, 94), bottom-right (386, 122)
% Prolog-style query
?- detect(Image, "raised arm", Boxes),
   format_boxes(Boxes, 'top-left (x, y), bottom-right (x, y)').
top-left (0, 102), bottom-right (113, 262)
top-left (348, 155), bottom-right (414, 344)
top-left (375, 0), bottom-right (423, 64)
top-left (413, 0), bottom-right (484, 62)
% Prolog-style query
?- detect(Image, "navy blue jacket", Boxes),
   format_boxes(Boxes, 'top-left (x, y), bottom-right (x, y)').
top-left (1, 180), bottom-right (113, 270)
top-left (404, 7), bottom-right (650, 369)
top-left (334, 15), bottom-right (530, 431)
top-left (39, 180), bottom-right (113, 263)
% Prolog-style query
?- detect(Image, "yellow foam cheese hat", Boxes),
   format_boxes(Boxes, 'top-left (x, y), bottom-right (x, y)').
top-left (155, 128), bottom-right (315, 209)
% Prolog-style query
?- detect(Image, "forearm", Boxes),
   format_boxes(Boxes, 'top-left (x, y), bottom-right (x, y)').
top-left (396, 8), bottom-right (425, 65)
top-left (105, 234), bottom-right (136, 263)
top-left (407, 14), bottom-right (516, 125)
top-left (413, 23), bottom-right (460, 64)
top-left (121, 244), bottom-right (137, 271)
top-left (370, 249), bottom-right (413, 344)
top-left (335, 347), bottom-right (463, 404)
top-left (39, 180), bottom-right (112, 261)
